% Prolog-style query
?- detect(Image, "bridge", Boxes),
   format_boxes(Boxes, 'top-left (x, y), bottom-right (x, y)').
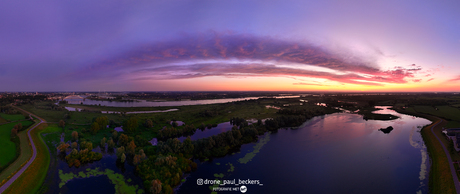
top-left (63, 95), bottom-right (84, 99)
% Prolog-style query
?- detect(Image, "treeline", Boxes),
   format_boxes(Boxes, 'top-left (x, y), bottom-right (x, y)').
top-left (0, 106), bottom-right (18, 114)
top-left (157, 125), bottom-right (196, 140)
top-left (0, 95), bottom-right (47, 106)
top-left (136, 154), bottom-right (197, 194)
top-left (36, 103), bottom-right (66, 111)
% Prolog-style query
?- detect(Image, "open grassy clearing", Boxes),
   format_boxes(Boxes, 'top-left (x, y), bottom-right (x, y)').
top-left (0, 113), bottom-right (26, 122)
top-left (0, 113), bottom-right (26, 121)
top-left (0, 117), bottom-right (7, 123)
top-left (412, 106), bottom-right (460, 121)
top-left (18, 102), bottom-right (67, 123)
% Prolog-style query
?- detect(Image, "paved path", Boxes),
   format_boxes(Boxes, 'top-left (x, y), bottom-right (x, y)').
top-left (0, 108), bottom-right (44, 194)
top-left (430, 119), bottom-right (460, 194)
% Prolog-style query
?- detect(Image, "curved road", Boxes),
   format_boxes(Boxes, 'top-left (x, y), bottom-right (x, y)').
top-left (0, 108), bottom-right (44, 194)
top-left (430, 119), bottom-right (460, 194)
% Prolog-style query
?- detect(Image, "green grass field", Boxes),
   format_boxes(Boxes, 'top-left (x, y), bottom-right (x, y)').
top-left (0, 120), bottom-right (33, 168)
top-left (18, 102), bottom-right (67, 123)
top-left (0, 113), bottom-right (26, 122)
top-left (412, 105), bottom-right (460, 121)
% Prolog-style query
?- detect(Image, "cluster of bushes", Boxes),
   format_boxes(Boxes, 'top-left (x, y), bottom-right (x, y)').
top-left (265, 115), bottom-right (308, 131)
top-left (0, 106), bottom-right (18, 114)
top-left (65, 148), bottom-right (102, 168)
top-left (36, 103), bottom-right (66, 111)
top-left (10, 123), bottom-right (23, 137)
top-left (157, 126), bottom-right (258, 159)
top-left (136, 154), bottom-right (197, 194)
top-left (230, 117), bottom-right (248, 128)
top-left (57, 140), bottom-right (102, 167)
top-left (157, 125), bottom-right (196, 140)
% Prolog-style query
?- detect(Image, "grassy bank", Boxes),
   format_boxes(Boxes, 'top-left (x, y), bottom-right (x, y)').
top-left (3, 123), bottom-right (51, 194)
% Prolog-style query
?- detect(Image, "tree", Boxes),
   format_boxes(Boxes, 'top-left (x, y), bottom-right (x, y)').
top-left (11, 128), bottom-right (18, 137)
top-left (59, 120), bottom-right (65, 129)
top-left (80, 141), bottom-right (93, 151)
top-left (123, 117), bottom-right (139, 132)
top-left (95, 116), bottom-right (109, 130)
top-left (133, 154), bottom-right (141, 165)
top-left (145, 119), bottom-right (153, 128)
top-left (100, 137), bottom-right (107, 148)
top-left (127, 140), bottom-right (137, 155)
top-left (117, 146), bottom-right (125, 158)
top-left (57, 142), bottom-right (70, 153)
top-left (182, 137), bottom-right (194, 155)
top-left (71, 142), bottom-right (78, 149)
top-left (170, 138), bottom-right (181, 153)
top-left (90, 122), bottom-right (100, 134)
top-left (71, 131), bottom-right (78, 141)
top-left (107, 138), bottom-right (115, 149)
top-left (16, 123), bottom-right (22, 131)
top-left (112, 131), bottom-right (118, 140)
top-left (118, 134), bottom-right (129, 146)
top-left (139, 149), bottom-right (146, 159)
top-left (109, 119), bottom-right (116, 128)
top-left (121, 153), bottom-right (126, 163)
top-left (150, 179), bottom-right (162, 194)
top-left (171, 121), bottom-right (178, 127)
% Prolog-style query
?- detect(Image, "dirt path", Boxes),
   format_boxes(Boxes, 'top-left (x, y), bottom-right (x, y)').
top-left (0, 108), bottom-right (45, 194)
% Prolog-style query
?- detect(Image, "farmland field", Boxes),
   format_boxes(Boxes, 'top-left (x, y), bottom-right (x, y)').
top-left (0, 120), bottom-right (33, 168)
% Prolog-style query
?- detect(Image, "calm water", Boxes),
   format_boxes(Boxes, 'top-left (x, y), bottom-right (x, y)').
top-left (65, 97), bottom-right (261, 107)
top-left (178, 122), bottom-right (234, 142)
top-left (178, 107), bottom-right (432, 194)
top-left (44, 152), bottom-right (144, 194)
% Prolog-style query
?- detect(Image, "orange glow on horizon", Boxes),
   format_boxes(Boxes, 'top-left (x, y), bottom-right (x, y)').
top-left (133, 76), bottom-right (460, 92)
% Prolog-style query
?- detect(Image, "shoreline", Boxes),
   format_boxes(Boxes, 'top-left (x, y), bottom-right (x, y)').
top-left (393, 107), bottom-right (458, 194)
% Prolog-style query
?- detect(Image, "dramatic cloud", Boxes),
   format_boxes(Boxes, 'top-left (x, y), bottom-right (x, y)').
top-left (71, 33), bottom-right (422, 86)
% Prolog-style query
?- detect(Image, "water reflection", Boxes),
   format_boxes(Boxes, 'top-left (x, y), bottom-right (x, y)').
top-left (64, 97), bottom-right (261, 107)
top-left (178, 106), bottom-right (432, 194)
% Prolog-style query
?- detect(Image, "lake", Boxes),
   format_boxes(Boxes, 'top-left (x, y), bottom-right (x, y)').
top-left (177, 106), bottom-right (432, 194)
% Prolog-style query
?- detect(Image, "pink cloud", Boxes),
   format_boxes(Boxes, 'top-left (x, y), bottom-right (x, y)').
top-left (70, 32), bottom-right (422, 86)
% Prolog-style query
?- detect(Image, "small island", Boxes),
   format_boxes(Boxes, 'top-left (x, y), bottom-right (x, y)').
top-left (379, 126), bottom-right (394, 134)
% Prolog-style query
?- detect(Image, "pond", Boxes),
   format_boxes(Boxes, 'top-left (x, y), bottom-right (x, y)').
top-left (43, 152), bottom-right (145, 194)
top-left (178, 122), bottom-right (234, 142)
top-left (177, 106), bottom-right (432, 194)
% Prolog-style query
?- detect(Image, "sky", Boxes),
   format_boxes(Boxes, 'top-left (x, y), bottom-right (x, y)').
top-left (1, 0), bottom-right (460, 92)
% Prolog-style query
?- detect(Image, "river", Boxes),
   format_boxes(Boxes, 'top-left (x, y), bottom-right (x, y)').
top-left (177, 106), bottom-right (432, 194)
top-left (64, 97), bottom-right (260, 107)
